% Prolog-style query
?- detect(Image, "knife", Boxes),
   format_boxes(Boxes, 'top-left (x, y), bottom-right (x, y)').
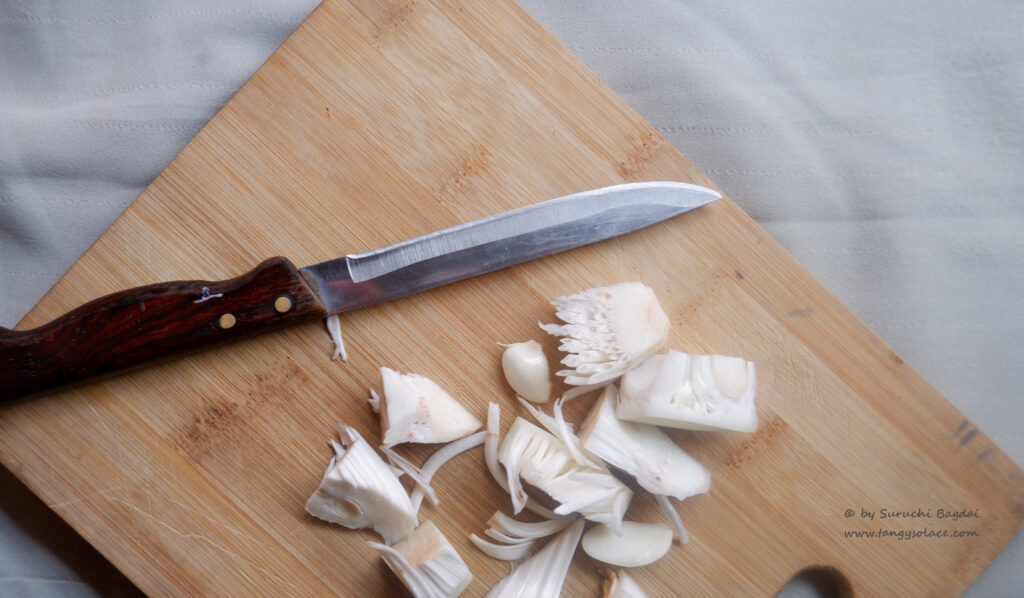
top-left (0, 181), bottom-right (719, 403)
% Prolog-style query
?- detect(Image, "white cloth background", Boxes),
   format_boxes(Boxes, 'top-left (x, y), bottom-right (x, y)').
top-left (1, 1), bottom-right (1021, 596)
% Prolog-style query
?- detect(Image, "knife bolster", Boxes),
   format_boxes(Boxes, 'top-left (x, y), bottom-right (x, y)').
top-left (0, 257), bottom-right (328, 403)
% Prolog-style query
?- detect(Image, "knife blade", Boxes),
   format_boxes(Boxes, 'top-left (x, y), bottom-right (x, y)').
top-left (0, 181), bottom-right (719, 402)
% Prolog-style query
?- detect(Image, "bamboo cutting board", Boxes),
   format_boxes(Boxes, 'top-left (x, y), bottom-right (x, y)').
top-left (2, 0), bottom-right (1022, 596)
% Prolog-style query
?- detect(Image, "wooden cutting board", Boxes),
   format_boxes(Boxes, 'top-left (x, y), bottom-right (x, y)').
top-left (2, 0), bottom-right (1021, 596)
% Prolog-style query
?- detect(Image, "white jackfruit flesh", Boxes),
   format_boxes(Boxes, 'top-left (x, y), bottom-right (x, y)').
top-left (617, 350), bottom-right (757, 432)
top-left (305, 424), bottom-right (417, 544)
top-left (541, 283), bottom-right (670, 385)
top-left (498, 417), bottom-right (632, 530)
top-left (485, 518), bottom-right (585, 598)
top-left (579, 385), bottom-right (710, 500)
top-left (370, 520), bottom-right (472, 598)
top-left (378, 367), bottom-right (483, 447)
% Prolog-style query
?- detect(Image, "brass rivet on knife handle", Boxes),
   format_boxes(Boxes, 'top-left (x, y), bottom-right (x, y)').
top-left (274, 296), bottom-right (293, 313)
top-left (0, 257), bottom-right (328, 403)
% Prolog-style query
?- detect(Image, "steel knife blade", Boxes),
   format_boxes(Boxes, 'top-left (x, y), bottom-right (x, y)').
top-left (0, 181), bottom-right (719, 402)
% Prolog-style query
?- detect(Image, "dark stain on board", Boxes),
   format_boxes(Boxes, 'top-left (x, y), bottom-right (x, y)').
top-left (438, 144), bottom-right (492, 197)
top-left (724, 414), bottom-right (788, 469)
top-left (372, 1), bottom-right (418, 41)
top-left (616, 133), bottom-right (663, 178)
top-left (177, 361), bottom-right (310, 460)
top-left (958, 428), bottom-right (978, 448)
top-left (180, 400), bottom-right (245, 460)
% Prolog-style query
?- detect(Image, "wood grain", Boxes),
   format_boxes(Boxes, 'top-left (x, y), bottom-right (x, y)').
top-left (1, 0), bottom-right (1021, 596)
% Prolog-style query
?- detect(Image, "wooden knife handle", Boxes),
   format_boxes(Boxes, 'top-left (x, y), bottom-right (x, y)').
top-left (0, 257), bottom-right (328, 403)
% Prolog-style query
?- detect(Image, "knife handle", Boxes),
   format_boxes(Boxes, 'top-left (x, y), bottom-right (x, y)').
top-left (0, 257), bottom-right (328, 403)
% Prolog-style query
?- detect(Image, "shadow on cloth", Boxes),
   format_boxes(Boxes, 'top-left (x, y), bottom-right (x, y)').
top-left (0, 465), bottom-right (144, 598)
